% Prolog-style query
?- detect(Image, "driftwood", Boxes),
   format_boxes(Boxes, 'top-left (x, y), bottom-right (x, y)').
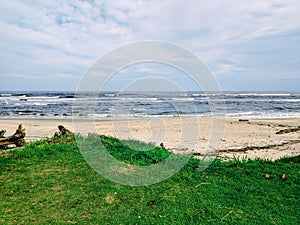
top-left (0, 130), bottom-right (6, 138)
top-left (47, 125), bottom-right (74, 144)
top-left (0, 124), bottom-right (26, 149)
top-left (276, 127), bottom-right (300, 134)
top-left (54, 125), bottom-right (73, 137)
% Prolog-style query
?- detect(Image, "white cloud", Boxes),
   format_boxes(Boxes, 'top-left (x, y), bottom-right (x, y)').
top-left (214, 63), bottom-right (245, 76)
top-left (0, 0), bottom-right (299, 90)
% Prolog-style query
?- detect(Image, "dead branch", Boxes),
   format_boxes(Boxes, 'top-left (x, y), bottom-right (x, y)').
top-left (0, 124), bottom-right (26, 149)
top-left (54, 125), bottom-right (73, 137)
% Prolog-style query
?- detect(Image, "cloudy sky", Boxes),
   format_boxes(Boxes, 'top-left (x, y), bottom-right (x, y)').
top-left (1, 0), bottom-right (299, 92)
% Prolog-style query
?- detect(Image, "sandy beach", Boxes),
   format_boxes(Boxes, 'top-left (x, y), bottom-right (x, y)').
top-left (1, 118), bottom-right (299, 160)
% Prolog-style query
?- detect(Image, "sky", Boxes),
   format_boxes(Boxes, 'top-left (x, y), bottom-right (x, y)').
top-left (0, 0), bottom-right (300, 92)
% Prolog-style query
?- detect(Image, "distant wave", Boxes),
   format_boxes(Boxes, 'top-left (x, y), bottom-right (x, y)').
top-left (0, 91), bottom-right (299, 119)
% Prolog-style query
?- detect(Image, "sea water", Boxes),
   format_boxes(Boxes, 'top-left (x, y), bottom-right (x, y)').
top-left (0, 91), bottom-right (299, 119)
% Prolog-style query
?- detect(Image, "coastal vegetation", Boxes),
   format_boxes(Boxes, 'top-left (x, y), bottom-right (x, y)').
top-left (1, 134), bottom-right (299, 224)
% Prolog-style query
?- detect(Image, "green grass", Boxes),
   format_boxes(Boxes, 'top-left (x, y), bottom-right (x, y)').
top-left (0, 134), bottom-right (299, 224)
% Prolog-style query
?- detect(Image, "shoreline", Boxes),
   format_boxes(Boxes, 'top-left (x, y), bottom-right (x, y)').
top-left (0, 116), bottom-right (300, 121)
top-left (1, 118), bottom-right (299, 161)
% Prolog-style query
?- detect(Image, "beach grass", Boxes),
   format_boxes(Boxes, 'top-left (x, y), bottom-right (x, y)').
top-left (0, 134), bottom-right (299, 224)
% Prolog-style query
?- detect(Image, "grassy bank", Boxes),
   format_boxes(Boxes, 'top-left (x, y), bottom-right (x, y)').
top-left (0, 134), bottom-right (299, 224)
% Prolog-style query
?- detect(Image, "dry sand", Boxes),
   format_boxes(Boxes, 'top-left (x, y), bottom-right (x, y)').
top-left (1, 118), bottom-right (299, 160)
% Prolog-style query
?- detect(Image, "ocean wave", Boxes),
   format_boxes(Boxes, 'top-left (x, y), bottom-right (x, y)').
top-left (224, 93), bottom-right (292, 97)
top-left (26, 96), bottom-right (60, 99)
top-left (0, 94), bottom-right (12, 97)
top-left (1, 91), bottom-right (300, 119)
top-left (225, 111), bottom-right (300, 118)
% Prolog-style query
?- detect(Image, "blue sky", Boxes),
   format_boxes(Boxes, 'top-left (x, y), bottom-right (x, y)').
top-left (0, 0), bottom-right (299, 92)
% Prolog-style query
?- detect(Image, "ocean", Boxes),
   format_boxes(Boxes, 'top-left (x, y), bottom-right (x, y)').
top-left (0, 91), bottom-right (300, 119)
